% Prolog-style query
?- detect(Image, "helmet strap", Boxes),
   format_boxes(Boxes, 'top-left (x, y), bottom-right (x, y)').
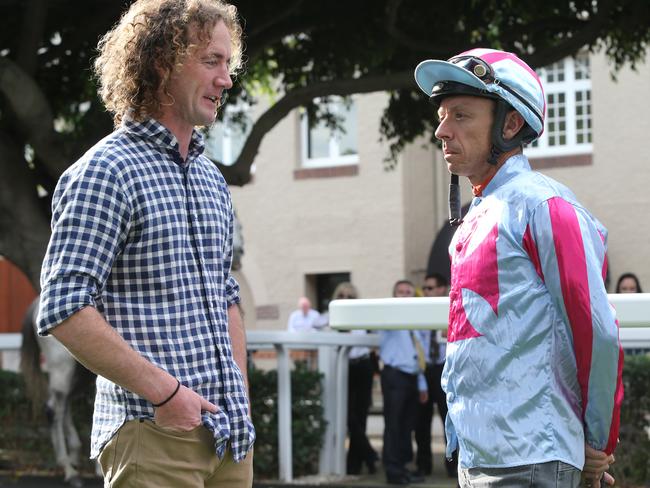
top-left (488, 101), bottom-right (524, 165)
top-left (449, 173), bottom-right (463, 227)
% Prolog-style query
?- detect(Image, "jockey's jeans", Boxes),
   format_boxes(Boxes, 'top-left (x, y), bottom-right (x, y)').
top-left (98, 419), bottom-right (253, 487)
top-left (459, 460), bottom-right (581, 487)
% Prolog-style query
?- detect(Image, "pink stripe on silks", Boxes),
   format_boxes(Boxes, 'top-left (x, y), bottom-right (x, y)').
top-left (547, 197), bottom-right (593, 419)
top-left (481, 51), bottom-right (540, 83)
top-left (522, 225), bottom-right (545, 282)
top-left (447, 222), bottom-right (499, 342)
top-left (480, 51), bottom-right (547, 120)
top-left (605, 328), bottom-right (624, 454)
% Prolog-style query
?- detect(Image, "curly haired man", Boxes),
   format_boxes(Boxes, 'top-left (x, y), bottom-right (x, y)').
top-left (37, 1), bottom-right (254, 486)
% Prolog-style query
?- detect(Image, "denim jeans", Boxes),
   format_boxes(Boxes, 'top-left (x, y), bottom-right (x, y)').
top-left (459, 460), bottom-right (581, 487)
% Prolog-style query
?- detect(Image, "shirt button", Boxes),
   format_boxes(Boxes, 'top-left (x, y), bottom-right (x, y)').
top-left (456, 242), bottom-right (463, 252)
top-left (447, 392), bottom-right (455, 402)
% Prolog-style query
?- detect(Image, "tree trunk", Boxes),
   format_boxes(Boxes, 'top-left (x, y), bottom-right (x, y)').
top-left (0, 133), bottom-right (50, 288)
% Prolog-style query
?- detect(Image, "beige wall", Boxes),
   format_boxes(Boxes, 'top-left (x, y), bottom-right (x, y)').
top-left (401, 138), bottom-right (437, 284)
top-left (232, 50), bottom-right (649, 331)
top-left (231, 92), bottom-right (435, 330)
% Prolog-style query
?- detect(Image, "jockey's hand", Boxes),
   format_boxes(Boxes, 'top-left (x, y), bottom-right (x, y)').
top-left (581, 472), bottom-right (615, 488)
top-left (602, 472), bottom-right (615, 486)
top-left (154, 384), bottom-right (218, 432)
top-left (582, 444), bottom-right (615, 488)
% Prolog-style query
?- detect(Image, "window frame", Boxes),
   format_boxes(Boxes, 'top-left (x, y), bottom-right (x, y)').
top-left (300, 97), bottom-right (359, 169)
top-left (525, 53), bottom-right (593, 159)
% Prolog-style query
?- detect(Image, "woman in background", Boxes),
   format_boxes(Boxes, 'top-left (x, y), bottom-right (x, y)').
top-left (330, 282), bottom-right (379, 475)
top-left (616, 273), bottom-right (643, 293)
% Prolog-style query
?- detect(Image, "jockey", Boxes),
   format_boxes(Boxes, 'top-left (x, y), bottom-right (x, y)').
top-left (414, 49), bottom-right (623, 488)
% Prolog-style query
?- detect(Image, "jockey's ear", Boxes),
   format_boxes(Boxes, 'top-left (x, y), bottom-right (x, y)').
top-left (503, 110), bottom-right (526, 141)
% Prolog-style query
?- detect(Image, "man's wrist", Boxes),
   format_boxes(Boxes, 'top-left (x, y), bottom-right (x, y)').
top-left (152, 378), bottom-right (181, 407)
top-left (144, 368), bottom-right (180, 406)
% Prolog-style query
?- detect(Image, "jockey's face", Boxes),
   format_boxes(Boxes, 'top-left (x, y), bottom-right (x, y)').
top-left (435, 95), bottom-right (495, 185)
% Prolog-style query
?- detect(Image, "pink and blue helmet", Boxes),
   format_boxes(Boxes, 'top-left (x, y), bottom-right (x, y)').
top-left (415, 48), bottom-right (546, 144)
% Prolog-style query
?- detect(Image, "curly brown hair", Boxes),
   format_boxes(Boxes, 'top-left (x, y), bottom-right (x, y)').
top-left (94, 0), bottom-right (243, 126)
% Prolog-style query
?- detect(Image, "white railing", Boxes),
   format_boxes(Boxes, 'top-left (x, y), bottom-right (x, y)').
top-left (329, 293), bottom-right (650, 331)
top-left (0, 333), bottom-right (21, 350)
top-left (2, 293), bottom-right (648, 482)
top-left (249, 293), bottom-right (650, 481)
top-left (246, 331), bottom-right (379, 482)
top-left (0, 329), bottom-right (378, 483)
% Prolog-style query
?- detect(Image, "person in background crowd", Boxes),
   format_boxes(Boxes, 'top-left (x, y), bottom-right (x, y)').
top-left (616, 272), bottom-right (643, 293)
top-left (414, 273), bottom-right (457, 480)
top-left (380, 280), bottom-right (428, 485)
top-left (328, 282), bottom-right (380, 475)
top-left (287, 297), bottom-right (321, 332)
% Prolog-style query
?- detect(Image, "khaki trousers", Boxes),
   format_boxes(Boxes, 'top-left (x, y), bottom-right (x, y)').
top-left (98, 419), bottom-right (253, 488)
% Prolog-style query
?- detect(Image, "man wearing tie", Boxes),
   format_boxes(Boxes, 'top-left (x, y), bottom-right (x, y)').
top-left (380, 280), bottom-right (428, 485)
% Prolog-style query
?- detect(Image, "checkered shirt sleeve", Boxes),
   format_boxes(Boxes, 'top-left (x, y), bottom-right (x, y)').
top-left (37, 118), bottom-right (254, 461)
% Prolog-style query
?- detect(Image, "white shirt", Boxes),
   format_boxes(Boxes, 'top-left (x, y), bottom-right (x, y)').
top-left (287, 308), bottom-right (321, 332)
top-left (349, 329), bottom-right (371, 360)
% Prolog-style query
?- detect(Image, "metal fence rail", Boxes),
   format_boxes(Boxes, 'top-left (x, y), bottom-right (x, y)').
top-left (328, 293), bottom-right (650, 330)
top-left (1, 293), bottom-right (648, 482)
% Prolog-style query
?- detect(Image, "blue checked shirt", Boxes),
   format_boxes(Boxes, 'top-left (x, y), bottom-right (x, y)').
top-left (37, 118), bottom-right (255, 460)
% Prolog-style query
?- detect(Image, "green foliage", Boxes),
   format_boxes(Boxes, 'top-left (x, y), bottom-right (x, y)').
top-left (3, 0), bottom-right (650, 275)
top-left (0, 369), bottom-right (95, 473)
top-left (611, 354), bottom-right (650, 486)
top-left (2, 0), bottom-right (650, 149)
top-left (380, 89), bottom-right (440, 169)
top-left (249, 361), bottom-right (327, 480)
top-left (2, 356), bottom-right (649, 484)
top-left (0, 363), bottom-right (326, 480)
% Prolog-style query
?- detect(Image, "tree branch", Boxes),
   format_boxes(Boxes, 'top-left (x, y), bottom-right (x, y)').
top-left (0, 57), bottom-right (70, 178)
top-left (0, 132), bottom-right (50, 287)
top-left (247, 0), bottom-right (304, 38)
top-left (221, 71), bottom-right (414, 186)
top-left (384, 0), bottom-right (457, 56)
top-left (15, 0), bottom-right (48, 76)
top-left (521, 0), bottom-right (618, 67)
top-left (244, 18), bottom-right (318, 62)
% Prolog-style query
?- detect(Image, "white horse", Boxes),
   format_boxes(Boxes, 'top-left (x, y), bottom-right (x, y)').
top-left (20, 297), bottom-right (94, 488)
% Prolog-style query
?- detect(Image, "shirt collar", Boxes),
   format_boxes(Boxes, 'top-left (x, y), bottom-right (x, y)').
top-left (122, 117), bottom-right (206, 162)
top-left (479, 153), bottom-right (531, 197)
top-left (472, 172), bottom-right (496, 197)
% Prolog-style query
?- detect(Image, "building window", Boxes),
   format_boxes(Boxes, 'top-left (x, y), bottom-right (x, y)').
top-left (525, 52), bottom-right (592, 159)
top-left (305, 272), bottom-right (351, 313)
top-left (205, 105), bottom-right (250, 166)
top-left (300, 97), bottom-right (358, 168)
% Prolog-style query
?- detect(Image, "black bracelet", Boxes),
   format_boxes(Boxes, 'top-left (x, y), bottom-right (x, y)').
top-left (152, 379), bottom-right (181, 408)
